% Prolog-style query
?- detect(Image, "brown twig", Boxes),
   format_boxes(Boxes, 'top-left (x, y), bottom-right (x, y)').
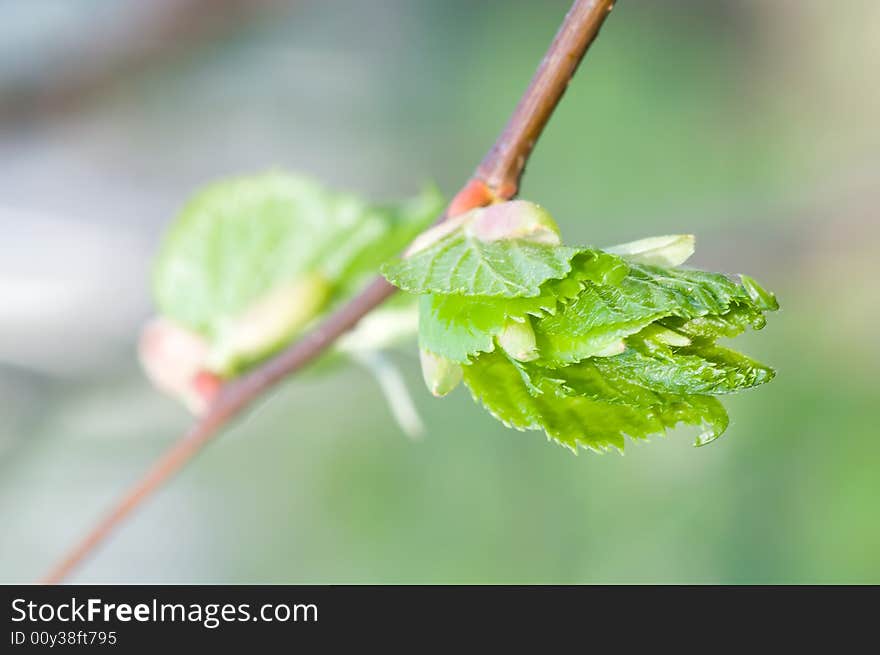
top-left (41, 0), bottom-right (616, 584)
top-left (476, 0), bottom-right (614, 198)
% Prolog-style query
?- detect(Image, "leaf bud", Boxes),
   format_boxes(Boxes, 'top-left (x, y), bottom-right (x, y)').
top-left (419, 348), bottom-right (463, 397)
top-left (466, 200), bottom-right (561, 245)
top-left (497, 318), bottom-right (539, 361)
top-left (138, 317), bottom-right (218, 414)
top-left (606, 234), bottom-right (695, 267)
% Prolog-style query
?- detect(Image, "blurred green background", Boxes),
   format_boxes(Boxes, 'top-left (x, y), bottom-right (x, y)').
top-left (1, 0), bottom-right (877, 583)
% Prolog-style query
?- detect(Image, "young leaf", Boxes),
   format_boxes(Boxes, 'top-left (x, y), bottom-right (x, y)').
top-left (154, 172), bottom-right (441, 340)
top-left (519, 356), bottom-right (731, 447)
top-left (740, 274), bottom-right (779, 312)
top-left (418, 294), bottom-right (499, 363)
top-left (534, 264), bottom-right (757, 365)
top-left (384, 237), bottom-right (587, 297)
top-left (381, 202), bottom-right (605, 297)
top-left (591, 335), bottom-right (775, 396)
top-left (147, 171), bottom-right (441, 422)
top-left (660, 302), bottom-right (767, 339)
top-left (416, 250), bottom-right (629, 363)
top-left (384, 198), bottom-right (779, 453)
top-left (462, 350), bottom-right (729, 452)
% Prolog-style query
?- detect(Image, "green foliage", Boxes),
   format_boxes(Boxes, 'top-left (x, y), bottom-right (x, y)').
top-left (382, 201), bottom-right (620, 298)
top-left (462, 349), bottom-right (729, 452)
top-left (533, 264), bottom-right (758, 366)
top-left (591, 333), bottom-right (775, 396)
top-left (150, 175), bottom-right (777, 453)
top-left (155, 172), bottom-right (441, 340)
top-left (152, 171), bottom-right (442, 375)
top-left (381, 201), bottom-right (778, 453)
top-left (381, 227), bottom-right (590, 297)
top-left (416, 251), bottom-right (627, 363)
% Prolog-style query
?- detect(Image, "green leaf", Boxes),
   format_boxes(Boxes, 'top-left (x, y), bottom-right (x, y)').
top-left (389, 199), bottom-right (779, 454)
top-left (418, 294), bottom-right (499, 362)
top-left (154, 171), bottom-right (440, 341)
top-left (525, 357), bottom-right (682, 407)
top-left (592, 334), bottom-right (775, 395)
top-left (417, 251), bottom-right (629, 363)
top-left (660, 302), bottom-right (766, 339)
top-left (462, 350), bottom-right (729, 452)
top-left (740, 274), bottom-right (779, 311)
top-left (385, 238), bottom-right (585, 297)
top-left (381, 216), bottom-right (600, 297)
top-left (153, 171), bottom-right (440, 375)
top-left (534, 264), bottom-right (756, 365)
top-left (517, 357), bottom-right (731, 446)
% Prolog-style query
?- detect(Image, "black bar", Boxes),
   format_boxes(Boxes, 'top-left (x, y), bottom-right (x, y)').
top-left (1, 585), bottom-right (872, 648)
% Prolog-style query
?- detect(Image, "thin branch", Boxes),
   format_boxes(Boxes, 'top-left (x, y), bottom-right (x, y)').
top-left (476, 0), bottom-right (614, 198)
top-left (41, 0), bottom-right (617, 584)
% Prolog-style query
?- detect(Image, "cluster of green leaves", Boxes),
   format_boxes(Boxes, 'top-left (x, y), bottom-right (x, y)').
top-left (382, 202), bottom-right (778, 453)
top-left (153, 171), bottom-right (443, 375)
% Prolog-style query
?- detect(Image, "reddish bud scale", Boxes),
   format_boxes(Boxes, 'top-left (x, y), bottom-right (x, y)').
top-left (192, 370), bottom-right (223, 409)
top-left (448, 178), bottom-right (497, 217)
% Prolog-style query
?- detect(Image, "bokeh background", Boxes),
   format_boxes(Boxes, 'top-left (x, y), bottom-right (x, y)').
top-left (1, 0), bottom-right (878, 583)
